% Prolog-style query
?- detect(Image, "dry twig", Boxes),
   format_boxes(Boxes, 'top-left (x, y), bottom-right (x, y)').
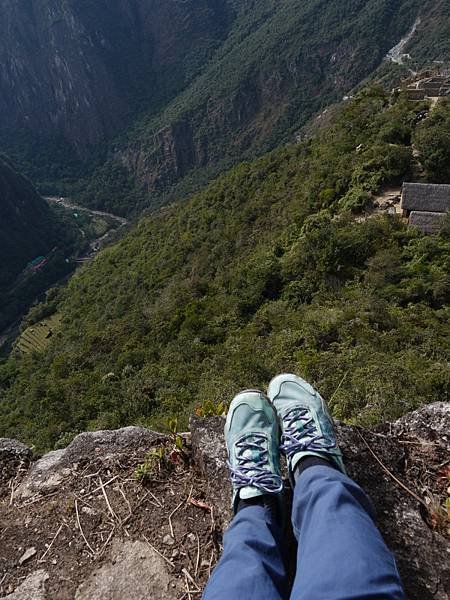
top-left (17, 491), bottom-right (59, 509)
top-left (75, 499), bottom-right (96, 556)
top-left (147, 490), bottom-right (163, 508)
top-left (39, 524), bottom-right (63, 562)
top-left (189, 498), bottom-right (211, 511)
top-left (184, 572), bottom-right (192, 600)
top-left (143, 535), bottom-right (175, 568)
top-left (195, 533), bottom-right (200, 577)
top-left (98, 477), bottom-right (120, 524)
top-left (356, 429), bottom-right (427, 507)
top-left (329, 370), bottom-right (349, 404)
top-left (208, 549), bottom-right (214, 578)
top-left (182, 568), bottom-right (200, 592)
top-left (209, 507), bottom-right (215, 534)
top-left (169, 499), bottom-right (185, 539)
top-left (88, 475), bottom-right (119, 495)
top-left (97, 526), bottom-right (116, 559)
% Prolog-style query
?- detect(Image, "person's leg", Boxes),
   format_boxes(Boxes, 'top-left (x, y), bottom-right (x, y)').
top-left (203, 498), bottom-right (288, 600)
top-left (267, 374), bottom-right (405, 600)
top-left (203, 390), bottom-right (289, 600)
top-left (290, 462), bottom-right (404, 599)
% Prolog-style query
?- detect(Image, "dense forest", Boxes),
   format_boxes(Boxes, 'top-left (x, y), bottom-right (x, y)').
top-left (0, 156), bottom-right (81, 331)
top-left (1, 89), bottom-right (449, 452)
top-left (75, 0), bottom-right (428, 216)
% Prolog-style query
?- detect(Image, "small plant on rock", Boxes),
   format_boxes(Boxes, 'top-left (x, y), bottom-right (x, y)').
top-left (162, 416), bottom-right (188, 467)
top-left (134, 446), bottom-right (166, 482)
top-left (195, 399), bottom-right (227, 418)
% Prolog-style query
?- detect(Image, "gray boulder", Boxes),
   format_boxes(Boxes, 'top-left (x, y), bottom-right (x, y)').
top-left (75, 539), bottom-right (181, 600)
top-left (4, 570), bottom-right (49, 600)
top-left (15, 427), bottom-right (164, 500)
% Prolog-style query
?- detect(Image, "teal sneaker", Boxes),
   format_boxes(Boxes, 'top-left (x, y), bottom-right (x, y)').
top-left (225, 390), bottom-right (283, 512)
top-left (267, 374), bottom-right (345, 485)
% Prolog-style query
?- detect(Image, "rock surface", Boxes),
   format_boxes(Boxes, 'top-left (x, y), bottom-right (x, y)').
top-left (0, 404), bottom-right (448, 599)
top-left (191, 403), bottom-right (450, 600)
top-left (0, 0), bottom-right (232, 154)
top-left (15, 427), bottom-right (163, 499)
top-left (4, 570), bottom-right (49, 600)
top-left (74, 540), bottom-right (181, 600)
top-left (190, 415), bottom-right (232, 522)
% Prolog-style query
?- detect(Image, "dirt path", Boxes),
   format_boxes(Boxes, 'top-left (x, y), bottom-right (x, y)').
top-left (386, 17), bottom-right (421, 65)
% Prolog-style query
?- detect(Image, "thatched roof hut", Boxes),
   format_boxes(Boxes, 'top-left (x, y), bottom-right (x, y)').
top-left (401, 183), bottom-right (450, 214)
top-left (409, 211), bottom-right (447, 234)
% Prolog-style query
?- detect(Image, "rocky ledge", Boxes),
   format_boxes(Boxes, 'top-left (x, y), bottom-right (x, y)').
top-left (0, 403), bottom-right (448, 599)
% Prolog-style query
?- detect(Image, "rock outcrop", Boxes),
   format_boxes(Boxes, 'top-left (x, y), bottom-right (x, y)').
top-left (74, 540), bottom-right (181, 600)
top-left (191, 403), bottom-right (450, 600)
top-left (0, 403), bottom-right (448, 599)
top-left (14, 427), bottom-right (164, 500)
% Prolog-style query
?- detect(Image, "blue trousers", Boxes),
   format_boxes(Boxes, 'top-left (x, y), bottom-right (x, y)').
top-left (203, 466), bottom-right (405, 599)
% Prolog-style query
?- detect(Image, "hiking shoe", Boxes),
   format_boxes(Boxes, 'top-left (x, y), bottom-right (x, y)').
top-left (225, 390), bottom-right (283, 512)
top-left (267, 374), bottom-right (345, 485)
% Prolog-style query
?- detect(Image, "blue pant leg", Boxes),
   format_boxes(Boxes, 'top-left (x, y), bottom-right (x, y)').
top-left (203, 505), bottom-right (289, 600)
top-left (290, 466), bottom-right (405, 600)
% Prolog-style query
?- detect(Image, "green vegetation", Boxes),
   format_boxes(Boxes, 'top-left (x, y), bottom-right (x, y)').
top-left (0, 155), bottom-right (120, 334)
top-left (1, 90), bottom-right (449, 452)
top-left (195, 400), bottom-right (227, 418)
top-left (0, 156), bottom-right (83, 331)
top-left (135, 419), bottom-right (187, 482)
top-left (135, 447), bottom-right (167, 482)
top-left (4, 1), bottom-right (449, 222)
top-left (413, 100), bottom-right (450, 182)
top-left (0, 0), bottom-right (234, 194)
top-left (0, 155), bottom-right (65, 289)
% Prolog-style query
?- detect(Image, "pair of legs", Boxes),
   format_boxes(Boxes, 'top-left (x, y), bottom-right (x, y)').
top-left (203, 374), bottom-right (405, 600)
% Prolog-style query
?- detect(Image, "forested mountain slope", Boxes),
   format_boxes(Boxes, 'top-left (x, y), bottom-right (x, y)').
top-left (2, 1), bottom-right (449, 215)
top-left (0, 156), bottom-right (80, 331)
top-left (81, 0), bottom-right (437, 214)
top-left (0, 156), bottom-right (63, 289)
top-left (108, 0), bottom-right (432, 206)
top-left (1, 90), bottom-right (449, 451)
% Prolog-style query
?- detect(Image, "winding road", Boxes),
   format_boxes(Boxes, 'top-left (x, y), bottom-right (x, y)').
top-left (44, 196), bottom-right (128, 226)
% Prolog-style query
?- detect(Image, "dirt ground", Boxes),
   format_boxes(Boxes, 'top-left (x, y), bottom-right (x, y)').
top-left (0, 441), bottom-right (223, 599)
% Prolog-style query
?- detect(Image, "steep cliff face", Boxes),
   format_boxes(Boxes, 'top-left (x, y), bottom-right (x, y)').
top-left (100, 0), bottom-right (444, 210)
top-left (2, 0), bottom-right (448, 212)
top-left (0, 156), bottom-right (60, 288)
top-left (0, 0), bottom-right (234, 156)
